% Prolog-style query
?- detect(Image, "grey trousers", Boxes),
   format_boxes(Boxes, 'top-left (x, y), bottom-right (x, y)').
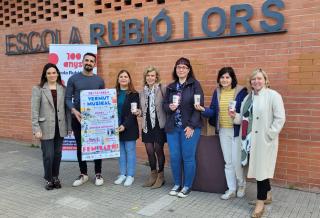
top-left (40, 133), bottom-right (64, 181)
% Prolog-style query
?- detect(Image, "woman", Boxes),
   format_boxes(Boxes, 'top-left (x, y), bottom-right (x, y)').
top-left (114, 70), bottom-right (140, 187)
top-left (194, 67), bottom-right (248, 200)
top-left (231, 69), bottom-right (285, 218)
top-left (164, 57), bottom-right (204, 198)
top-left (31, 63), bottom-right (70, 190)
top-left (136, 66), bottom-right (167, 189)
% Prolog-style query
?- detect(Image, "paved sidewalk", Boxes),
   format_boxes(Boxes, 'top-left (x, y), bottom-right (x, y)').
top-left (0, 139), bottom-right (319, 218)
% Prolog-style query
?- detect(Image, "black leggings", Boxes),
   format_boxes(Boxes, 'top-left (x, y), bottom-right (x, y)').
top-left (257, 179), bottom-right (271, 200)
top-left (144, 142), bottom-right (165, 172)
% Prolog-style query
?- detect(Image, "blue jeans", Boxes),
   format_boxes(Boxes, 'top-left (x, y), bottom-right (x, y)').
top-left (167, 127), bottom-right (201, 188)
top-left (119, 140), bottom-right (136, 177)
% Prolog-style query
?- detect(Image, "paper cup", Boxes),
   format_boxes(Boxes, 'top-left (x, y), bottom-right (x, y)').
top-left (194, 94), bottom-right (201, 105)
top-left (229, 100), bottom-right (237, 112)
top-left (131, 102), bottom-right (137, 112)
top-left (172, 95), bottom-right (180, 105)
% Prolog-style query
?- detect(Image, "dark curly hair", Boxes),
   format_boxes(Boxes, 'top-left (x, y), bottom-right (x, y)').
top-left (217, 67), bottom-right (238, 89)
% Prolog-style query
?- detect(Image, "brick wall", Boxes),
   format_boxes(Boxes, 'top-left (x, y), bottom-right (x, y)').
top-left (0, 0), bottom-right (319, 192)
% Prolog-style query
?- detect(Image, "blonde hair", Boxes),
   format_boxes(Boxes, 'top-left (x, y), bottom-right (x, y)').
top-left (247, 68), bottom-right (270, 91)
top-left (143, 66), bottom-right (160, 86)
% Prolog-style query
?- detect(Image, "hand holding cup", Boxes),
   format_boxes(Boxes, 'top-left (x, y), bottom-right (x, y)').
top-left (194, 104), bottom-right (205, 112)
top-left (228, 101), bottom-right (237, 118)
top-left (131, 102), bottom-right (137, 113)
top-left (194, 94), bottom-right (201, 106)
top-left (228, 101), bottom-right (236, 112)
top-left (132, 108), bottom-right (141, 116)
top-left (172, 95), bottom-right (180, 106)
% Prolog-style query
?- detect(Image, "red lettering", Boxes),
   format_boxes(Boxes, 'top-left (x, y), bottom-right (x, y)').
top-left (76, 53), bottom-right (81, 60)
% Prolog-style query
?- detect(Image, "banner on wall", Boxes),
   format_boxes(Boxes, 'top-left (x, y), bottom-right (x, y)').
top-left (80, 89), bottom-right (120, 160)
top-left (49, 44), bottom-right (97, 161)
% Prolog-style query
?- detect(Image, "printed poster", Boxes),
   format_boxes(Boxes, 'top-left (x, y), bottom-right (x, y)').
top-left (49, 44), bottom-right (97, 161)
top-left (80, 89), bottom-right (120, 161)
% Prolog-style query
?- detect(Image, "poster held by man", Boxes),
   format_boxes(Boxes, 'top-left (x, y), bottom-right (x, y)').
top-left (80, 89), bottom-right (120, 161)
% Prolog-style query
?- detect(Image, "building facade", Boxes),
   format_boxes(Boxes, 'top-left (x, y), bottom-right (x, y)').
top-left (0, 0), bottom-right (319, 191)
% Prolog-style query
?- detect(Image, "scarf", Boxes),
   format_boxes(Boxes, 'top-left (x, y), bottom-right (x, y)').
top-left (142, 84), bottom-right (158, 133)
top-left (240, 94), bottom-right (253, 166)
top-left (174, 82), bottom-right (184, 128)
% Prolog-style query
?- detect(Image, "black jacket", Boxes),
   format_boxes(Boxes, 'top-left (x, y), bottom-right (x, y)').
top-left (119, 92), bottom-right (140, 141)
top-left (163, 77), bottom-right (204, 132)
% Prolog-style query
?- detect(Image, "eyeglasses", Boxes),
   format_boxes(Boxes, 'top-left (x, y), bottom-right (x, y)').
top-left (176, 65), bottom-right (189, 70)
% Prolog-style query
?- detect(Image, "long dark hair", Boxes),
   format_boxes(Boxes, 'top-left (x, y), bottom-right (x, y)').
top-left (39, 63), bottom-right (63, 88)
top-left (115, 70), bottom-right (137, 94)
top-left (217, 67), bottom-right (238, 89)
top-left (172, 57), bottom-right (195, 82)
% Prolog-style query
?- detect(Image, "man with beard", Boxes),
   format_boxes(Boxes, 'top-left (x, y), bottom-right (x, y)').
top-left (65, 52), bottom-right (105, 187)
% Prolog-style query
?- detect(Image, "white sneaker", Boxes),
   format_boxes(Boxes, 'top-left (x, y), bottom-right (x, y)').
top-left (237, 186), bottom-right (246, 198)
top-left (177, 187), bottom-right (191, 198)
top-left (95, 174), bottom-right (104, 186)
top-left (124, 176), bottom-right (134, 186)
top-left (72, 174), bottom-right (89, 187)
top-left (169, 185), bottom-right (181, 196)
top-left (220, 190), bottom-right (236, 200)
top-left (114, 175), bottom-right (126, 185)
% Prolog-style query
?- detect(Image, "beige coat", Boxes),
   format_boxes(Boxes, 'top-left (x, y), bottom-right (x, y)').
top-left (234, 88), bottom-right (285, 181)
top-left (139, 84), bottom-right (167, 129)
top-left (31, 83), bottom-right (70, 140)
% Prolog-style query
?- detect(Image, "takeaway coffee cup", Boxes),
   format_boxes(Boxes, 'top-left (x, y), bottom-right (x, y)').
top-left (131, 102), bottom-right (137, 113)
top-left (172, 95), bottom-right (180, 106)
top-left (229, 100), bottom-right (237, 112)
top-left (194, 94), bottom-right (201, 105)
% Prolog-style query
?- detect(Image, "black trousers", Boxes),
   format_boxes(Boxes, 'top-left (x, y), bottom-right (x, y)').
top-left (72, 116), bottom-right (102, 175)
top-left (257, 179), bottom-right (271, 200)
top-left (40, 132), bottom-right (63, 181)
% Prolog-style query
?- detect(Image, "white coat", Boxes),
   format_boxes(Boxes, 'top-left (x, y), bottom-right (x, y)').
top-left (234, 87), bottom-right (285, 181)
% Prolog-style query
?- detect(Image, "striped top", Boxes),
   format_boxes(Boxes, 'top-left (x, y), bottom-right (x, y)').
top-left (219, 88), bottom-right (235, 128)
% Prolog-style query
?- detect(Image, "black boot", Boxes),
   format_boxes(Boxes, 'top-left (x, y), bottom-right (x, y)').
top-left (53, 177), bottom-right (62, 189)
top-left (45, 180), bottom-right (54, 190)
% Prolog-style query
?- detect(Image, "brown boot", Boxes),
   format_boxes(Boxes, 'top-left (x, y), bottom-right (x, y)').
top-left (266, 191), bottom-right (272, 204)
top-left (251, 200), bottom-right (265, 218)
top-left (142, 170), bottom-right (157, 187)
top-left (151, 171), bottom-right (165, 189)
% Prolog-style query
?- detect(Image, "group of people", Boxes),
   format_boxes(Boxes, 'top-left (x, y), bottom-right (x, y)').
top-left (31, 52), bottom-right (285, 218)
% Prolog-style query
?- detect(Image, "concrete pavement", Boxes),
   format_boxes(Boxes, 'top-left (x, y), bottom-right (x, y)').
top-left (0, 139), bottom-right (319, 218)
